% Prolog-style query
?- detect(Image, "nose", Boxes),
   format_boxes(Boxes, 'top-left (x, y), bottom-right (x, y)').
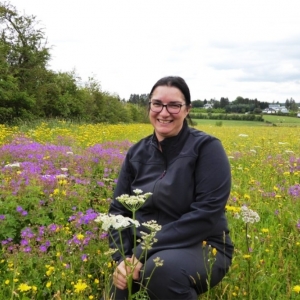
top-left (160, 105), bottom-right (170, 115)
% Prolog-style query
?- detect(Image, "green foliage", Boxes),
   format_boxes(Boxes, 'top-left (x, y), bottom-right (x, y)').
top-left (1, 3), bottom-right (150, 125)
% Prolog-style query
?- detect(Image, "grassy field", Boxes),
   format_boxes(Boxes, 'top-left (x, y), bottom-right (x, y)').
top-left (0, 121), bottom-right (300, 299)
top-left (192, 114), bottom-right (300, 127)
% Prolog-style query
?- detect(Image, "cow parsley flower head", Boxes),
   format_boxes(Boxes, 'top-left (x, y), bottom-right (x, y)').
top-left (94, 213), bottom-right (140, 231)
top-left (142, 220), bottom-right (162, 233)
top-left (116, 190), bottom-right (152, 211)
top-left (240, 205), bottom-right (260, 223)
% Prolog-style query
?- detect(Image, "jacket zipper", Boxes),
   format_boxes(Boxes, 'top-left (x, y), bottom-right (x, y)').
top-left (160, 170), bottom-right (166, 179)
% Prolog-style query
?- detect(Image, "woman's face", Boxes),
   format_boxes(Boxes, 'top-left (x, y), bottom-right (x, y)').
top-left (149, 85), bottom-right (191, 141)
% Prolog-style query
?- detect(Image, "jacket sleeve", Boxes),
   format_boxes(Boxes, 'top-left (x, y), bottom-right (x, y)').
top-left (134, 138), bottom-right (231, 263)
top-left (108, 153), bottom-right (134, 262)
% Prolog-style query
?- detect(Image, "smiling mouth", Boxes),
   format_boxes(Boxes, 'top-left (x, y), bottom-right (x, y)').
top-left (158, 119), bottom-right (173, 124)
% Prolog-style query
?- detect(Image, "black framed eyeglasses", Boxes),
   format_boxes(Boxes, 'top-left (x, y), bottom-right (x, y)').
top-left (149, 101), bottom-right (186, 114)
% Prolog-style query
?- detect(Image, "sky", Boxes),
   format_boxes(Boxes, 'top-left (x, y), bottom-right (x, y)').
top-left (8, 0), bottom-right (300, 102)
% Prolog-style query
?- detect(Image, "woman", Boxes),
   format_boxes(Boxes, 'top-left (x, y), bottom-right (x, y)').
top-left (107, 76), bottom-right (233, 299)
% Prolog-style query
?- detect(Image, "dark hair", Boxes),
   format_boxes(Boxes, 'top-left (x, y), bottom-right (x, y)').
top-left (149, 76), bottom-right (191, 106)
top-left (149, 76), bottom-right (193, 124)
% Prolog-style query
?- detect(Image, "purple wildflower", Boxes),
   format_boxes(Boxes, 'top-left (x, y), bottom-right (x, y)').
top-left (49, 224), bottom-right (59, 232)
top-left (81, 254), bottom-right (88, 261)
top-left (20, 239), bottom-right (29, 246)
top-left (23, 246), bottom-right (32, 253)
top-left (288, 184), bottom-right (300, 197)
top-left (100, 232), bottom-right (109, 239)
top-left (16, 206), bottom-right (23, 213)
top-left (21, 228), bottom-right (35, 239)
top-left (0, 215), bottom-right (5, 220)
top-left (38, 226), bottom-right (46, 236)
top-left (39, 245), bottom-right (48, 252)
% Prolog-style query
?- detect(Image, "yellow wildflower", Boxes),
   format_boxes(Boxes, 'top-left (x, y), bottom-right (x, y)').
top-left (212, 248), bottom-right (217, 256)
top-left (77, 233), bottom-right (85, 240)
top-left (18, 283), bottom-right (31, 292)
top-left (74, 280), bottom-right (88, 293)
top-left (53, 188), bottom-right (60, 195)
top-left (293, 285), bottom-right (300, 293)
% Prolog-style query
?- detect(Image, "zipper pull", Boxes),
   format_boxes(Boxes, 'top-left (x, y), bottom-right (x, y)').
top-left (160, 170), bottom-right (166, 179)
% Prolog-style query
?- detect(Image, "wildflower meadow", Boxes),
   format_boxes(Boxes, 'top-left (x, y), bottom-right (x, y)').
top-left (0, 121), bottom-right (300, 299)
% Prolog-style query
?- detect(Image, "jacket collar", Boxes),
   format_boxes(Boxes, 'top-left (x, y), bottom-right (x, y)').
top-left (151, 120), bottom-right (189, 155)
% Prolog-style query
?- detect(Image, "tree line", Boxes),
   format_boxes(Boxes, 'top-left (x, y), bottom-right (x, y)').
top-left (0, 2), bottom-right (148, 124)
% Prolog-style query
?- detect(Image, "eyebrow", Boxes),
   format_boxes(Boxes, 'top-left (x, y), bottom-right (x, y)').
top-left (151, 99), bottom-right (184, 104)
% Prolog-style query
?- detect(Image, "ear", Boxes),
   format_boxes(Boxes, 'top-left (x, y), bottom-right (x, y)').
top-left (186, 104), bottom-right (192, 114)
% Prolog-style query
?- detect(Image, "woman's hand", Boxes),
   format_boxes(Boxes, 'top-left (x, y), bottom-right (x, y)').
top-left (113, 256), bottom-right (143, 290)
top-left (128, 256), bottom-right (143, 281)
top-left (113, 260), bottom-right (130, 290)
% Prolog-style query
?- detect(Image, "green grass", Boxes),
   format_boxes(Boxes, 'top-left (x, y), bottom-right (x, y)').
top-left (192, 114), bottom-right (300, 127)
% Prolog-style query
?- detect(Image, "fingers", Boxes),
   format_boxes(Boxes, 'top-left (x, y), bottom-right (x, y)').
top-left (112, 257), bottom-right (144, 289)
top-left (128, 256), bottom-right (143, 281)
top-left (113, 261), bottom-right (128, 290)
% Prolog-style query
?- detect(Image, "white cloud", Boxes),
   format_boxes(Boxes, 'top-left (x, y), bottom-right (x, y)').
top-left (8, 0), bottom-right (300, 102)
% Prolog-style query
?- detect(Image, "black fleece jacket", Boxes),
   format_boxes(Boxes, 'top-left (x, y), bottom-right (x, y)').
top-left (108, 121), bottom-right (233, 263)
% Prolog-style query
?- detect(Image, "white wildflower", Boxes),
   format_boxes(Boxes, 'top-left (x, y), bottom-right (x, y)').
top-left (140, 231), bottom-right (157, 250)
top-left (142, 220), bottom-right (162, 233)
top-left (116, 190), bottom-right (152, 211)
top-left (66, 151), bottom-right (74, 155)
top-left (56, 174), bottom-right (67, 179)
top-left (240, 205), bottom-right (260, 223)
top-left (104, 248), bottom-right (118, 255)
top-left (238, 134), bottom-right (248, 137)
top-left (133, 189), bottom-right (143, 195)
top-left (95, 213), bottom-right (140, 231)
top-left (61, 168), bottom-right (68, 172)
top-left (153, 257), bottom-right (164, 267)
top-left (41, 175), bottom-right (52, 179)
top-left (4, 162), bottom-right (20, 168)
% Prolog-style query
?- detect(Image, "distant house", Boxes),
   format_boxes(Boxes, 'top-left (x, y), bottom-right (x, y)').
top-left (203, 104), bottom-right (213, 109)
top-left (263, 104), bottom-right (289, 114)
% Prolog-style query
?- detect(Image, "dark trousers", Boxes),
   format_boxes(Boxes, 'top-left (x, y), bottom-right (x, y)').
top-left (106, 242), bottom-right (232, 300)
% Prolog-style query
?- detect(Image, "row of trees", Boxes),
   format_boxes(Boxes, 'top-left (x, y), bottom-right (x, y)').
top-left (0, 2), bottom-right (148, 124)
top-left (192, 96), bottom-right (299, 114)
